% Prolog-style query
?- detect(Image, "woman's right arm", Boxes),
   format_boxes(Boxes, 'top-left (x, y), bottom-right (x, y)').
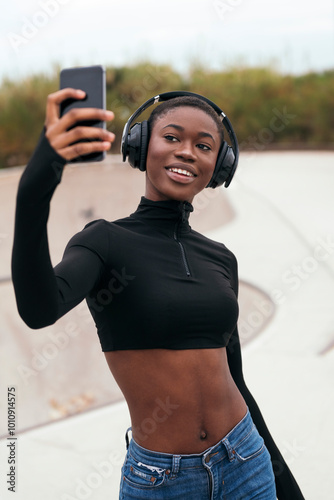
top-left (11, 88), bottom-right (115, 328)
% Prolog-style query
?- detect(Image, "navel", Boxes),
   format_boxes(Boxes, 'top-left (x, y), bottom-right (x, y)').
top-left (200, 430), bottom-right (208, 440)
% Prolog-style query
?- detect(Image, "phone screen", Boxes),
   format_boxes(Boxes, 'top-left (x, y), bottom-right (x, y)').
top-left (60, 65), bottom-right (106, 162)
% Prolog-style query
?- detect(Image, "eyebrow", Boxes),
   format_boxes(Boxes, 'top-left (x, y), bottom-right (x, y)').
top-left (162, 124), bottom-right (216, 142)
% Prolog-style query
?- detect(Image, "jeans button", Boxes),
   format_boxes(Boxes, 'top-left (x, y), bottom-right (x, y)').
top-left (205, 455), bottom-right (210, 463)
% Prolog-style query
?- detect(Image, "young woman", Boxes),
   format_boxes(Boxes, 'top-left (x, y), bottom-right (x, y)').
top-left (12, 87), bottom-right (304, 499)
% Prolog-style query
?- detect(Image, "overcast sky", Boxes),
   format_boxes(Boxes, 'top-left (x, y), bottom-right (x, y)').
top-left (1, 0), bottom-right (333, 83)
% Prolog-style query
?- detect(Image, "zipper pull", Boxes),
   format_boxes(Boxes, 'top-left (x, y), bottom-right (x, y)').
top-left (181, 201), bottom-right (193, 223)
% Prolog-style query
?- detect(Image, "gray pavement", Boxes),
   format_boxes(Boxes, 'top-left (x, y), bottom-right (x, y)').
top-left (1, 151), bottom-right (334, 499)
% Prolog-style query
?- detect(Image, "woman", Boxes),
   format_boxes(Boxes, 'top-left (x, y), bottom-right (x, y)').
top-left (12, 87), bottom-right (304, 499)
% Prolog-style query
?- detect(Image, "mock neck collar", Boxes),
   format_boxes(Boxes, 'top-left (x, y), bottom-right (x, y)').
top-left (130, 196), bottom-right (193, 231)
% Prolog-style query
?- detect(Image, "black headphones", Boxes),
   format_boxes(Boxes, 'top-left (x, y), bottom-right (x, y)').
top-left (121, 91), bottom-right (239, 188)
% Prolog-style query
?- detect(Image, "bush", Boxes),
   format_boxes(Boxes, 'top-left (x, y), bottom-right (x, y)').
top-left (0, 64), bottom-right (333, 168)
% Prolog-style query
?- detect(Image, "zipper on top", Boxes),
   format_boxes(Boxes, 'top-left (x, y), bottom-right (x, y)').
top-left (174, 220), bottom-right (191, 278)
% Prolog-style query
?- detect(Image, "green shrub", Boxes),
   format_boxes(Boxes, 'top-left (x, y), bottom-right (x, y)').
top-left (0, 64), bottom-right (333, 168)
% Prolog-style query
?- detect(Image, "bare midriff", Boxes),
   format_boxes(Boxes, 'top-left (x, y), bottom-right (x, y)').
top-left (104, 347), bottom-right (247, 454)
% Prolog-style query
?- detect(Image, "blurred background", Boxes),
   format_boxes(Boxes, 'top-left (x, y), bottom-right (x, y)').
top-left (0, 0), bottom-right (334, 168)
top-left (0, 1), bottom-right (334, 499)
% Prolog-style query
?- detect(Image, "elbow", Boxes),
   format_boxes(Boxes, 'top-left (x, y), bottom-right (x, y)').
top-left (17, 303), bottom-right (58, 330)
top-left (21, 315), bottom-right (57, 330)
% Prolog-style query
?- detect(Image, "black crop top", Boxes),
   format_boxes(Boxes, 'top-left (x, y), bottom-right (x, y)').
top-left (11, 131), bottom-right (305, 499)
top-left (57, 197), bottom-right (239, 351)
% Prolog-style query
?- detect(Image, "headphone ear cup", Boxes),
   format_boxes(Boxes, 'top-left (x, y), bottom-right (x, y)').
top-left (126, 122), bottom-right (142, 169)
top-left (139, 120), bottom-right (149, 172)
top-left (207, 143), bottom-right (236, 189)
top-left (223, 147), bottom-right (238, 188)
top-left (125, 121), bottom-right (149, 171)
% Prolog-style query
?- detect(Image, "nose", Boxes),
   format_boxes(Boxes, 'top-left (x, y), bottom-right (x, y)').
top-left (175, 141), bottom-right (196, 161)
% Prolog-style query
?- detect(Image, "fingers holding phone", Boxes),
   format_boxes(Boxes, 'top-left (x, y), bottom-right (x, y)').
top-left (45, 66), bottom-right (115, 162)
top-left (45, 89), bottom-right (115, 161)
top-left (53, 108), bottom-right (115, 162)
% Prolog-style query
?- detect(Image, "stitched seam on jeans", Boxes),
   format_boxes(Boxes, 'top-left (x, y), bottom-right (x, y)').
top-left (123, 473), bottom-right (167, 490)
top-left (234, 443), bottom-right (265, 462)
top-left (128, 450), bottom-right (168, 472)
top-left (180, 464), bottom-right (205, 470)
top-left (231, 424), bottom-right (255, 449)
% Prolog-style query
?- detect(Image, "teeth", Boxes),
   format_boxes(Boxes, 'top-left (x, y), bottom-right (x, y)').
top-left (168, 168), bottom-right (194, 177)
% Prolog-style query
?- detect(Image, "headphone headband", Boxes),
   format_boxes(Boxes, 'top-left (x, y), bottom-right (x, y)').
top-left (121, 91), bottom-right (239, 188)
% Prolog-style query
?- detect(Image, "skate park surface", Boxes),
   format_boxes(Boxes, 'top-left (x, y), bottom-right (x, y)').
top-left (0, 149), bottom-right (333, 499)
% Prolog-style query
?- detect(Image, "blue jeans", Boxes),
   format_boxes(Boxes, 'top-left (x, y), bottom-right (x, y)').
top-left (119, 409), bottom-right (276, 499)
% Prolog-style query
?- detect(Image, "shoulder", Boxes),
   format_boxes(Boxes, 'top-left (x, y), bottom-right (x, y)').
top-left (66, 213), bottom-right (142, 246)
top-left (64, 219), bottom-right (111, 263)
top-left (65, 216), bottom-right (136, 257)
top-left (191, 228), bottom-right (238, 262)
top-left (71, 218), bottom-right (109, 238)
top-left (190, 228), bottom-right (239, 289)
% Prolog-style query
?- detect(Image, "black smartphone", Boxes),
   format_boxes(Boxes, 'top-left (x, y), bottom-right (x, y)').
top-left (59, 65), bottom-right (106, 162)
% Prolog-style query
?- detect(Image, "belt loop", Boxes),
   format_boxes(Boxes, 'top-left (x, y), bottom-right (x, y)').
top-left (222, 438), bottom-right (235, 462)
top-left (171, 455), bottom-right (181, 478)
top-left (125, 427), bottom-right (132, 450)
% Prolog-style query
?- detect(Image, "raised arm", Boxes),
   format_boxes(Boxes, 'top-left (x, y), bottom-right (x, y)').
top-left (11, 88), bottom-right (115, 328)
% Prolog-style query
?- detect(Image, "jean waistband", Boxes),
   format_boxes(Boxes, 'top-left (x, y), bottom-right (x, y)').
top-left (126, 408), bottom-right (253, 472)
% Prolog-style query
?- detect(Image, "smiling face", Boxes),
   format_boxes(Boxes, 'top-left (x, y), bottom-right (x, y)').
top-left (145, 106), bottom-right (221, 203)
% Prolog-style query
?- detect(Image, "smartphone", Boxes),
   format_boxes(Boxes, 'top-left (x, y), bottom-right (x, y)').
top-left (59, 65), bottom-right (106, 162)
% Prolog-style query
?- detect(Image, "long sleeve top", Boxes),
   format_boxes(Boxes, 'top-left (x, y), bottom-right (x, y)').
top-left (11, 131), bottom-right (305, 499)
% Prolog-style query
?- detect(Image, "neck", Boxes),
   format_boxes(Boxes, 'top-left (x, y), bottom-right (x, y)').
top-left (131, 196), bottom-right (194, 229)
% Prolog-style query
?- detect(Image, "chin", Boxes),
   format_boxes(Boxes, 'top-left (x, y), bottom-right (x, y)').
top-left (146, 176), bottom-right (209, 203)
top-left (163, 186), bottom-right (197, 203)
